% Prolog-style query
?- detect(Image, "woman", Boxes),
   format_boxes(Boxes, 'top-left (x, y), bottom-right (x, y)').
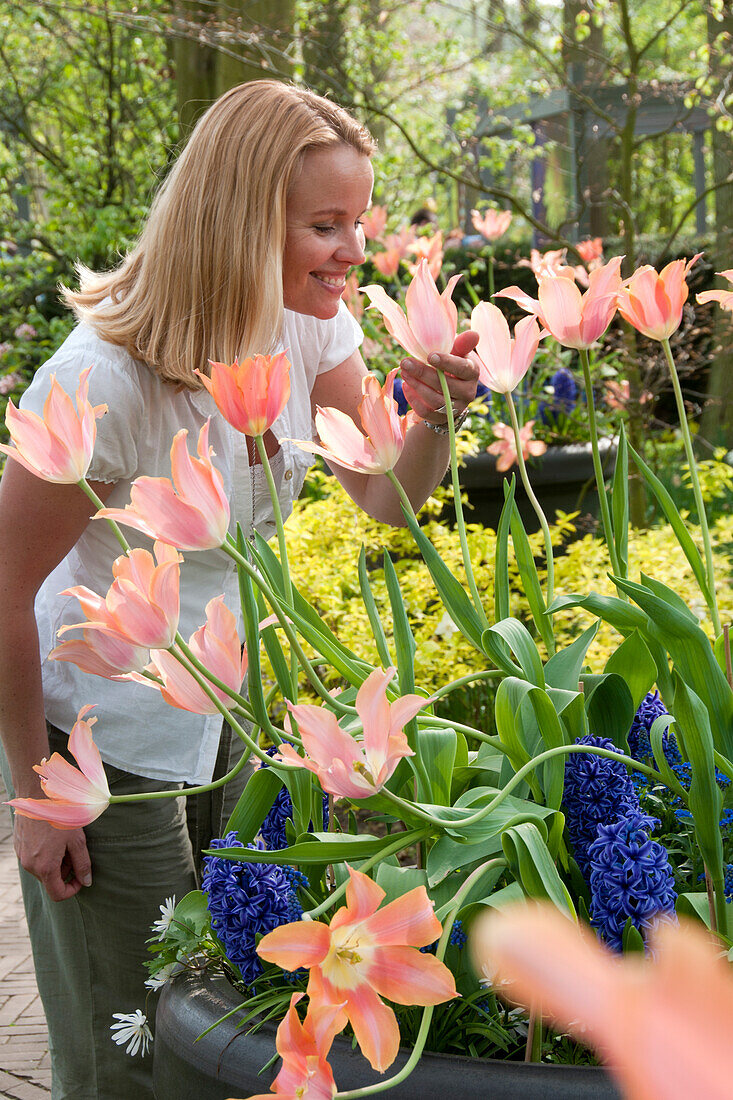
top-left (0, 80), bottom-right (479, 1099)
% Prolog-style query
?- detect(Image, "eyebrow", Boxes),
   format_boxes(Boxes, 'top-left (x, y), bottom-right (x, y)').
top-left (309, 207), bottom-right (367, 218)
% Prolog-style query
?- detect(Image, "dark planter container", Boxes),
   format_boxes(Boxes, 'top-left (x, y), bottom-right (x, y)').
top-left (445, 439), bottom-right (617, 533)
top-left (154, 969), bottom-right (621, 1100)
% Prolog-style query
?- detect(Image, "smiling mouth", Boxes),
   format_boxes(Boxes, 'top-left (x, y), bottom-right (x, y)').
top-left (311, 273), bottom-right (347, 290)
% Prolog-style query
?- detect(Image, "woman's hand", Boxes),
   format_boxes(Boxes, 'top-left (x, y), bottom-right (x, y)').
top-left (14, 816), bottom-right (92, 901)
top-left (399, 330), bottom-right (480, 427)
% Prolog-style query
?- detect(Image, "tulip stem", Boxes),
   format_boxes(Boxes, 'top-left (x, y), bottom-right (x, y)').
top-left (335, 858), bottom-right (507, 1099)
top-left (301, 826), bottom-right (433, 921)
top-left (436, 370), bottom-right (489, 630)
top-left (109, 733), bottom-right (257, 804)
top-left (254, 433), bottom-right (299, 697)
top-left (384, 469), bottom-right (418, 526)
top-left (417, 713), bottom-right (503, 751)
top-left (661, 338), bottom-right (721, 635)
top-left (221, 538), bottom-right (358, 717)
top-left (171, 634), bottom-right (255, 719)
top-left (504, 395), bottom-right (555, 616)
top-left (578, 348), bottom-right (622, 581)
top-left (78, 479), bottom-right (131, 554)
top-left (378, 744), bottom-right (675, 831)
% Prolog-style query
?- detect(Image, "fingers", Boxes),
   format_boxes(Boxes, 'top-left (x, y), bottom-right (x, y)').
top-left (14, 818), bottom-right (91, 901)
top-left (67, 831), bottom-right (93, 890)
top-left (451, 329), bottom-right (480, 359)
top-left (400, 336), bottom-right (481, 422)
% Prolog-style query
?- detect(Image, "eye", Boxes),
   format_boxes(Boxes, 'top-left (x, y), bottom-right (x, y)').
top-left (314, 225), bottom-right (335, 234)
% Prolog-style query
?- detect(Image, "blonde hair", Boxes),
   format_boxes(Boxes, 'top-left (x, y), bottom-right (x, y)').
top-left (62, 82), bottom-right (376, 389)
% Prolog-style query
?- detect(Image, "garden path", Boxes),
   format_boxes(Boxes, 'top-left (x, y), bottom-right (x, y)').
top-left (0, 778), bottom-right (51, 1099)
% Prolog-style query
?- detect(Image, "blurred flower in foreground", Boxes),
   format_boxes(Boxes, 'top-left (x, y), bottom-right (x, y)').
top-left (487, 420), bottom-right (546, 472)
top-left (471, 207), bottom-right (512, 242)
top-left (8, 705), bottom-right (110, 829)
top-left (472, 901), bottom-right (733, 1100)
top-left (697, 269), bottom-right (733, 314)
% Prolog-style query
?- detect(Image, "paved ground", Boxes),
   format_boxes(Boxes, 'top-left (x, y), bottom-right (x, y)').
top-left (0, 781), bottom-right (51, 1099)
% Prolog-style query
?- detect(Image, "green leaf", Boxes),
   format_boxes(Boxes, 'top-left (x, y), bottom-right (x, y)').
top-left (501, 821), bottom-right (575, 915)
top-left (509, 498), bottom-right (554, 653)
top-left (582, 673), bottom-right (635, 751)
top-left (672, 674), bottom-right (723, 886)
top-left (547, 591), bottom-right (646, 634)
top-left (611, 422), bottom-right (629, 578)
top-left (236, 530), bottom-right (270, 728)
top-left (416, 726), bottom-right (457, 806)
top-left (621, 918), bottom-right (645, 954)
top-left (206, 826), bottom-right (429, 865)
top-left (170, 890), bottom-right (211, 938)
top-left (628, 442), bottom-right (713, 606)
top-left (544, 622), bottom-right (599, 691)
top-left (649, 714), bottom-right (689, 802)
top-left (225, 765), bottom-right (284, 841)
top-left (493, 475), bottom-right (516, 623)
top-left (383, 550), bottom-right (416, 695)
top-left (603, 630), bottom-right (657, 712)
top-left (485, 618), bottom-right (545, 687)
top-left (434, 863), bottom-right (506, 922)
top-left (402, 509), bottom-right (485, 651)
top-left (375, 863), bottom-right (428, 904)
top-left (676, 892), bottom-right (712, 926)
top-left (357, 545), bottom-right (392, 669)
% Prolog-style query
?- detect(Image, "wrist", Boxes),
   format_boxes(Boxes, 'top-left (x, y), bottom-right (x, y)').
top-left (423, 408), bottom-right (468, 436)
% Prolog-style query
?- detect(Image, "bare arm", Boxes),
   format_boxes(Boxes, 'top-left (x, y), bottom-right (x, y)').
top-left (0, 460), bottom-right (115, 900)
top-left (310, 330), bottom-right (480, 526)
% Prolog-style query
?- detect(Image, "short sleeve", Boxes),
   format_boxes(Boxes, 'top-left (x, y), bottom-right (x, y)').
top-left (20, 337), bottom-right (145, 484)
top-left (316, 299), bottom-right (364, 375)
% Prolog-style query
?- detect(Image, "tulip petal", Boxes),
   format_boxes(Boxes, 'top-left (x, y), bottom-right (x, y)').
top-left (360, 886), bottom-right (441, 947)
top-left (361, 284), bottom-right (425, 361)
top-left (342, 983), bottom-right (400, 1073)
top-left (405, 261), bottom-right (455, 359)
top-left (538, 277), bottom-right (583, 346)
top-left (331, 866), bottom-right (384, 930)
top-left (366, 945), bottom-right (458, 1005)
top-left (7, 796), bottom-right (107, 828)
top-left (257, 919), bottom-right (331, 970)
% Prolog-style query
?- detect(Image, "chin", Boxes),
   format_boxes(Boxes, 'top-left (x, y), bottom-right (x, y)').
top-left (286, 299), bottom-right (340, 320)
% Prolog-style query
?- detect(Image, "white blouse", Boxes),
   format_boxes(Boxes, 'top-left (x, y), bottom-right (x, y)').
top-left (20, 302), bottom-right (362, 783)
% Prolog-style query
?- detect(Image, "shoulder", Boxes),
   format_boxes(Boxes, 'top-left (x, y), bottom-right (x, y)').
top-left (283, 301), bottom-right (363, 377)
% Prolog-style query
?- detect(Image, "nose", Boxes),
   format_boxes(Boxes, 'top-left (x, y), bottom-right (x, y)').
top-left (337, 225), bottom-right (366, 267)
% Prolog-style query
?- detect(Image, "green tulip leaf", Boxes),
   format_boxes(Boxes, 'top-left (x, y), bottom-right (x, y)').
top-left (508, 496), bottom-right (554, 653)
top-left (502, 821), bottom-right (576, 915)
top-left (603, 630), bottom-right (657, 712)
top-left (416, 726), bottom-right (457, 806)
top-left (357, 545), bottom-right (392, 670)
top-left (581, 672), bottom-right (635, 751)
top-left (494, 475), bottom-right (516, 624)
top-left (225, 765), bottom-right (284, 841)
top-left (206, 826), bottom-right (430, 866)
top-left (611, 422), bottom-right (629, 578)
top-left (544, 622), bottom-right (599, 691)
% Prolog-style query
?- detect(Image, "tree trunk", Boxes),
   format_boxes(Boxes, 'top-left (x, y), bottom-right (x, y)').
top-left (300, 0), bottom-right (349, 97)
top-left (701, 0), bottom-right (733, 449)
top-left (216, 0), bottom-right (295, 93)
top-left (174, 1), bottom-right (219, 135)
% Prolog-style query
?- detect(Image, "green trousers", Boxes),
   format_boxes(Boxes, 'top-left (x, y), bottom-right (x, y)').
top-left (2, 724), bottom-right (251, 1100)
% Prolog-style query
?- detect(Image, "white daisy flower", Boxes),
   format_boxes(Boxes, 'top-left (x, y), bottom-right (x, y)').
top-left (144, 962), bottom-right (177, 991)
top-left (110, 1009), bottom-right (152, 1057)
top-left (151, 895), bottom-right (176, 939)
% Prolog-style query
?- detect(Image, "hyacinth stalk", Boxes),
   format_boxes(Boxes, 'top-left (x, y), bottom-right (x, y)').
top-left (503, 394), bottom-right (555, 621)
top-left (661, 337), bottom-right (721, 635)
top-left (578, 347), bottom-right (622, 579)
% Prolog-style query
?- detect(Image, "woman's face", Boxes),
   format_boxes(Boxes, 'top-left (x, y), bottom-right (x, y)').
top-left (283, 144), bottom-right (374, 319)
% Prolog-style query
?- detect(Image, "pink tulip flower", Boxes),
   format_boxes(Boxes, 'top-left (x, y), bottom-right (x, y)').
top-left (244, 993), bottom-right (342, 1100)
top-left (195, 352), bottom-right (291, 438)
top-left (58, 541), bottom-right (182, 651)
top-left (97, 420), bottom-right (230, 550)
top-left (275, 666), bottom-right (426, 799)
top-left (341, 274), bottom-right (364, 320)
top-left (287, 369), bottom-right (417, 476)
top-left (8, 705), bottom-right (110, 829)
top-left (697, 269), bottom-right (733, 314)
top-left (361, 259), bottom-right (460, 366)
top-left (0, 366), bottom-right (107, 483)
top-left (407, 232), bottom-right (444, 280)
top-left (517, 247), bottom-right (577, 282)
top-left (617, 254), bottom-right (702, 341)
top-left (257, 866), bottom-right (458, 1073)
top-left (130, 596), bottom-right (246, 715)
top-left (498, 257), bottom-right (623, 350)
top-left (49, 628), bottom-right (150, 680)
top-left (488, 421), bottom-right (547, 473)
top-left (471, 207), bottom-right (512, 242)
top-left (470, 302), bottom-right (543, 394)
top-left (361, 205), bottom-right (388, 241)
top-left (577, 237), bottom-right (604, 265)
top-left (372, 248), bottom-right (401, 279)
top-left (474, 902), bottom-right (733, 1100)
top-left (383, 226), bottom-right (416, 258)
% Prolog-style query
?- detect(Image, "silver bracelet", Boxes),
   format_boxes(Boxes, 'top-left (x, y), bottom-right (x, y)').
top-left (424, 408), bottom-right (468, 436)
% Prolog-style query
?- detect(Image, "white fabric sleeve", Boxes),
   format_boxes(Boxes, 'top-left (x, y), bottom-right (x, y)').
top-left (20, 353), bottom-right (144, 484)
top-left (316, 299), bottom-right (364, 375)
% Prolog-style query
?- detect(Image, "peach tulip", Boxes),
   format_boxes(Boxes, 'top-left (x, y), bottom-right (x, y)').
top-left (407, 232), bottom-right (444, 280)
top-left (488, 421), bottom-right (546, 472)
top-left (473, 902), bottom-right (733, 1100)
top-left (470, 302), bottom-right (543, 394)
top-left (97, 420), bottom-right (230, 550)
top-left (242, 993), bottom-right (342, 1100)
top-left (58, 541), bottom-right (182, 651)
top-left (471, 207), bottom-right (512, 242)
top-left (499, 257), bottom-right (623, 350)
top-left (0, 366), bottom-right (107, 483)
top-left (361, 205), bottom-right (388, 241)
top-left (257, 866), bottom-right (458, 1073)
top-left (196, 351), bottom-right (291, 438)
top-left (383, 226), bottom-right (416, 258)
top-left (517, 247), bottom-right (576, 282)
top-left (361, 259), bottom-right (460, 366)
top-left (577, 237), bottom-right (604, 265)
top-left (372, 248), bottom-right (401, 279)
top-left (617, 254), bottom-right (702, 341)
top-left (697, 269), bottom-right (733, 314)
top-left (275, 666), bottom-right (426, 799)
top-left (287, 369), bottom-right (417, 475)
top-left (8, 705), bottom-right (110, 829)
top-left (341, 274), bottom-right (364, 320)
top-left (130, 595), bottom-right (246, 714)
top-left (49, 628), bottom-right (150, 680)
